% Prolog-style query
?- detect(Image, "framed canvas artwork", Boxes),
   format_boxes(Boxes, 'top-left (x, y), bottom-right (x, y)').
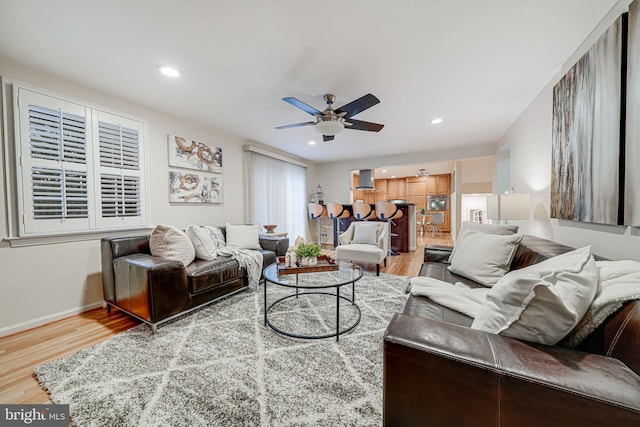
top-left (169, 171), bottom-right (223, 204)
top-left (627, 1), bottom-right (640, 226)
top-left (168, 135), bottom-right (222, 174)
top-left (550, 16), bottom-right (623, 225)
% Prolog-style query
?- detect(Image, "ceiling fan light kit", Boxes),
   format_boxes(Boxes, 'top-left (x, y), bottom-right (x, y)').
top-left (276, 93), bottom-right (384, 140)
top-left (315, 117), bottom-right (344, 136)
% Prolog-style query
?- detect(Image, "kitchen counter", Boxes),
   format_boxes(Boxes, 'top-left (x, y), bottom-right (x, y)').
top-left (327, 203), bottom-right (416, 252)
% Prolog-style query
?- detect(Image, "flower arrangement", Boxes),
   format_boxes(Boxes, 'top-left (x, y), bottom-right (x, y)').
top-left (295, 242), bottom-right (322, 260)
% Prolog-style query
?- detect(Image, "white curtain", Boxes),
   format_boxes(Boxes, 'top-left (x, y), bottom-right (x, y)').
top-left (247, 150), bottom-right (307, 239)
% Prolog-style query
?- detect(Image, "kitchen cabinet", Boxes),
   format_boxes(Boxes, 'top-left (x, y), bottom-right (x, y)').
top-left (426, 176), bottom-right (437, 194)
top-left (387, 178), bottom-right (407, 200)
top-left (352, 174), bottom-right (363, 201)
top-left (436, 175), bottom-right (451, 195)
top-left (375, 178), bottom-right (387, 195)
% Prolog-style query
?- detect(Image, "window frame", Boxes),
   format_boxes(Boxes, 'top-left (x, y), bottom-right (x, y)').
top-left (2, 79), bottom-right (150, 244)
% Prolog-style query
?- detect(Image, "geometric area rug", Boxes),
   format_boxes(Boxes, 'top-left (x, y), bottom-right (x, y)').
top-left (35, 271), bottom-right (409, 426)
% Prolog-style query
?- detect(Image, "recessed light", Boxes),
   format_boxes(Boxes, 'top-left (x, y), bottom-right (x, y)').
top-left (381, 169), bottom-right (388, 173)
top-left (158, 66), bottom-right (180, 77)
top-left (430, 117), bottom-right (444, 125)
top-left (391, 175), bottom-right (396, 178)
top-left (308, 140), bottom-right (316, 145)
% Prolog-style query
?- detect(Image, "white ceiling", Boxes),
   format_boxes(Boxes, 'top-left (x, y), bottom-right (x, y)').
top-left (0, 0), bottom-right (617, 165)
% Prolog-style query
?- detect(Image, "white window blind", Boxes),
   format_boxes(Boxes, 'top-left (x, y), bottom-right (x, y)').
top-left (15, 85), bottom-right (147, 236)
top-left (246, 150), bottom-right (307, 239)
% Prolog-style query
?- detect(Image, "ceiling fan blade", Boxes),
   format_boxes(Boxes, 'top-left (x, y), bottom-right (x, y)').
top-left (334, 94), bottom-right (380, 118)
top-left (275, 122), bottom-right (315, 130)
top-left (345, 119), bottom-right (384, 132)
top-left (323, 135), bottom-right (335, 142)
top-left (282, 97), bottom-right (322, 115)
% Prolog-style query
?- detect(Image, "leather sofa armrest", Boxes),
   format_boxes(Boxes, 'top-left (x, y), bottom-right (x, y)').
top-left (383, 313), bottom-right (640, 426)
top-left (259, 236), bottom-right (289, 256)
top-left (112, 254), bottom-right (191, 323)
top-left (423, 244), bottom-right (453, 263)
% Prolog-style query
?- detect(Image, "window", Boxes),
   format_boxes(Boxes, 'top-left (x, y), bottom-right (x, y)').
top-left (244, 147), bottom-right (307, 239)
top-left (11, 84), bottom-right (147, 236)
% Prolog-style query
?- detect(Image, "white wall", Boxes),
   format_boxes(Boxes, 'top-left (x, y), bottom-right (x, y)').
top-left (499, 0), bottom-right (640, 261)
top-left (0, 59), bottom-right (249, 333)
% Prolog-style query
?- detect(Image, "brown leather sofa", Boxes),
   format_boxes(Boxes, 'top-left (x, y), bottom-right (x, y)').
top-left (101, 227), bottom-right (288, 333)
top-left (383, 235), bottom-right (640, 426)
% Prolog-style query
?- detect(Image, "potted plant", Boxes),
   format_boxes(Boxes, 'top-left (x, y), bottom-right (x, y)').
top-left (296, 242), bottom-right (322, 266)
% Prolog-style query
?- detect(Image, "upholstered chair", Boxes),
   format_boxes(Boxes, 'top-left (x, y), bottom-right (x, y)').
top-left (335, 221), bottom-right (388, 275)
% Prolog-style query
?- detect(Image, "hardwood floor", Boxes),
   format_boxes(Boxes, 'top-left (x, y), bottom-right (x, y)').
top-left (0, 232), bottom-right (454, 405)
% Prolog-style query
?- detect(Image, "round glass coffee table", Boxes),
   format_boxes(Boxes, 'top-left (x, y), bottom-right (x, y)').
top-left (262, 261), bottom-right (364, 341)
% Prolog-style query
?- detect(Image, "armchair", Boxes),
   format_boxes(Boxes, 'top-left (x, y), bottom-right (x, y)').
top-left (335, 221), bottom-right (388, 275)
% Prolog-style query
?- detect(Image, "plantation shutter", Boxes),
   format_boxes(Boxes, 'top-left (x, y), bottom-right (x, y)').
top-left (94, 110), bottom-right (146, 228)
top-left (14, 84), bottom-right (148, 237)
top-left (18, 89), bottom-right (92, 233)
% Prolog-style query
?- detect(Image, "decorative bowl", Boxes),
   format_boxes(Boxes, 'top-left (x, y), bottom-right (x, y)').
top-left (263, 224), bottom-right (277, 234)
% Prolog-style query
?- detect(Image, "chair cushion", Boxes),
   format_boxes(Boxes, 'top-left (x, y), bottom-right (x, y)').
top-left (471, 246), bottom-right (598, 346)
top-left (336, 243), bottom-right (385, 264)
top-left (351, 222), bottom-right (379, 244)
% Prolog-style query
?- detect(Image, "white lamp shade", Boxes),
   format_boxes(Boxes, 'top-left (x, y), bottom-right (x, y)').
top-left (486, 194), bottom-right (530, 220)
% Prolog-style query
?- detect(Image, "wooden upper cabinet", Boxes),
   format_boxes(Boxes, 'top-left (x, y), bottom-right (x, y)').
top-left (375, 178), bottom-right (387, 194)
top-left (408, 181), bottom-right (426, 197)
top-left (436, 175), bottom-right (451, 195)
top-left (387, 178), bottom-right (407, 200)
top-left (426, 176), bottom-right (437, 194)
top-left (352, 174), bottom-right (363, 201)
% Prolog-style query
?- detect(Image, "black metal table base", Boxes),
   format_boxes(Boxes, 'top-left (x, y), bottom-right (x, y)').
top-left (264, 290), bottom-right (361, 341)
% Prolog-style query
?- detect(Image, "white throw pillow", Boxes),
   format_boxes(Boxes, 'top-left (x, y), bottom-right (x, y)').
top-left (149, 224), bottom-right (196, 266)
top-left (351, 222), bottom-right (379, 245)
top-left (448, 222), bottom-right (519, 263)
top-left (471, 246), bottom-right (598, 346)
top-left (186, 225), bottom-right (218, 261)
top-left (448, 231), bottom-right (523, 286)
top-left (225, 223), bottom-right (261, 250)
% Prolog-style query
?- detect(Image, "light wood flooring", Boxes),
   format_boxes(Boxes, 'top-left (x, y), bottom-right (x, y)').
top-left (0, 232), bottom-right (453, 405)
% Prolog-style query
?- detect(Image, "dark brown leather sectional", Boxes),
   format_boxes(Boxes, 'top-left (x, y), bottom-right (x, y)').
top-left (383, 235), bottom-right (640, 426)
top-left (101, 227), bottom-right (288, 333)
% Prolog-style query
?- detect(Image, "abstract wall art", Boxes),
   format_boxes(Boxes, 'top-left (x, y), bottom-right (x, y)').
top-left (626, 1), bottom-right (640, 226)
top-left (550, 15), bottom-right (624, 225)
top-left (168, 135), bottom-right (222, 174)
top-left (169, 171), bottom-right (223, 204)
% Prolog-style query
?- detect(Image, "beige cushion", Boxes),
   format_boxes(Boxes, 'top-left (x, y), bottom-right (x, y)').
top-left (225, 223), bottom-right (261, 250)
top-left (471, 246), bottom-right (598, 346)
top-left (449, 222), bottom-right (519, 263)
top-left (149, 224), bottom-right (196, 266)
top-left (448, 231), bottom-right (523, 286)
top-left (351, 222), bottom-right (379, 245)
top-left (186, 225), bottom-right (218, 261)
top-left (336, 243), bottom-right (386, 264)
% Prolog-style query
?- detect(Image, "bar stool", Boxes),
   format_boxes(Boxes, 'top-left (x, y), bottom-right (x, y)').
top-left (307, 202), bottom-right (326, 244)
top-left (326, 202), bottom-right (351, 220)
top-left (375, 201), bottom-right (403, 256)
top-left (352, 201), bottom-right (376, 220)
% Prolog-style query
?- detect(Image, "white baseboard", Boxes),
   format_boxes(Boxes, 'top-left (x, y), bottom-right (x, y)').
top-left (0, 301), bottom-right (105, 337)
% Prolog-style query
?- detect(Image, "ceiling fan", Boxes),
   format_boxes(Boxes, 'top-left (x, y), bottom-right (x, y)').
top-left (275, 93), bottom-right (384, 142)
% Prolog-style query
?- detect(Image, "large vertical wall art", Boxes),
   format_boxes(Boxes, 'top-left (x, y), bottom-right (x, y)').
top-left (551, 16), bottom-right (624, 225)
top-left (627, 1), bottom-right (640, 226)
